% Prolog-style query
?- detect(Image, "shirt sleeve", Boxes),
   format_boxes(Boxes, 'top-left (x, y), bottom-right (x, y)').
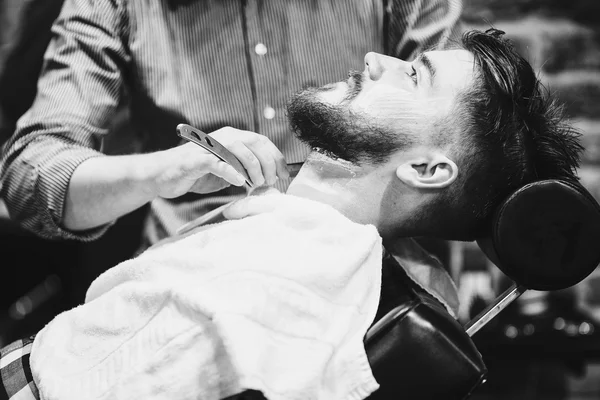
top-left (387, 0), bottom-right (464, 61)
top-left (0, 0), bottom-right (130, 241)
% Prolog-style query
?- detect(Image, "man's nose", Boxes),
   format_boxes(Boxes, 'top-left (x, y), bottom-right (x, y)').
top-left (364, 52), bottom-right (407, 81)
top-left (364, 52), bottom-right (385, 80)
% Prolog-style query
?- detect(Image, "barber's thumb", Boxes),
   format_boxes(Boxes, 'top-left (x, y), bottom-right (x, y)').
top-left (223, 190), bottom-right (280, 220)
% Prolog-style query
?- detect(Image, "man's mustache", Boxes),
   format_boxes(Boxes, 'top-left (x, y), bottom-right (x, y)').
top-left (344, 70), bottom-right (363, 102)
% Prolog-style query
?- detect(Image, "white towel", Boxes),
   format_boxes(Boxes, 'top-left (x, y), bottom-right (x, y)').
top-left (31, 192), bottom-right (382, 400)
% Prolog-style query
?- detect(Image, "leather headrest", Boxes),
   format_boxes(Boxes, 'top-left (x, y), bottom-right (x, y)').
top-left (477, 180), bottom-right (600, 291)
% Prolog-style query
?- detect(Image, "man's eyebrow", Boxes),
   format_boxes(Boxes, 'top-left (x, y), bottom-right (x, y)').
top-left (416, 53), bottom-right (436, 84)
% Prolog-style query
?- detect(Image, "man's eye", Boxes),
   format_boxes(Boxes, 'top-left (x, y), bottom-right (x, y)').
top-left (408, 66), bottom-right (418, 84)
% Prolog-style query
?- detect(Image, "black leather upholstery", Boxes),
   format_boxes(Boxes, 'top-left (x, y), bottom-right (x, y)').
top-left (477, 180), bottom-right (600, 291)
top-left (364, 252), bottom-right (487, 400)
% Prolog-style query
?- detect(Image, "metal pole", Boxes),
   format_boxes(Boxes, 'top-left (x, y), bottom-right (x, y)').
top-left (464, 283), bottom-right (528, 337)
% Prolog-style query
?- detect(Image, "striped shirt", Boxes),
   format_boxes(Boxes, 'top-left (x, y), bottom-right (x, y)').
top-left (0, 0), bottom-right (462, 248)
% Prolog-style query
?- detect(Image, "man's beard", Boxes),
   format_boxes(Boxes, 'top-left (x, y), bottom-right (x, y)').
top-left (286, 72), bottom-right (410, 166)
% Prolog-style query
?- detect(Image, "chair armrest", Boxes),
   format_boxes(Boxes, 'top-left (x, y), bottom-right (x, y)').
top-left (365, 297), bottom-right (487, 400)
top-left (364, 254), bottom-right (487, 400)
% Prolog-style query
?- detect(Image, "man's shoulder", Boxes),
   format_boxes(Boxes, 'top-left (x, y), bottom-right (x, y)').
top-left (385, 238), bottom-right (460, 318)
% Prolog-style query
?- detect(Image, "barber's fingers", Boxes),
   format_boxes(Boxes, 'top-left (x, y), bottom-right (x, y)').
top-left (204, 157), bottom-right (247, 186)
top-left (186, 155), bottom-right (247, 195)
top-left (227, 140), bottom-right (267, 187)
top-left (169, 143), bottom-right (245, 185)
top-left (187, 158), bottom-right (246, 194)
top-left (152, 144), bottom-right (248, 198)
top-left (244, 135), bottom-right (290, 184)
top-left (223, 188), bottom-right (281, 220)
top-left (270, 143), bottom-right (291, 182)
top-left (210, 127), bottom-right (290, 187)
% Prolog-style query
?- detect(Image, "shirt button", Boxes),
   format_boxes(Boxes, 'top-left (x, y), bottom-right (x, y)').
top-left (255, 43), bottom-right (268, 56)
top-left (263, 106), bottom-right (276, 120)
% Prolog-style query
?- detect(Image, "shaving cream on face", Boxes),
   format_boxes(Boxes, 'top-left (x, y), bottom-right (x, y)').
top-left (287, 149), bottom-right (361, 198)
top-left (306, 148), bottom-right (357, 172)
top-left (305, 148), bottom-right (362, 184)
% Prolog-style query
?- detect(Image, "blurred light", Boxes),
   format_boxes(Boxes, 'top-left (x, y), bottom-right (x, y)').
top-left (505, 325), bottom-right (518, 338)
top-left (521, 301), bottom-right (547, 316)
top-left (8, 275), bottom-right (62, 320)
top-left (566, 323), bottom-right (578, 336)
top-left (523, 323), bottom-right (535, 336)
top-left (10, 297), bottom-right (33, 320)
top-left (554, 317), bottom-right (566, 330)
top-left (579, 322), bottom-right (594, 335)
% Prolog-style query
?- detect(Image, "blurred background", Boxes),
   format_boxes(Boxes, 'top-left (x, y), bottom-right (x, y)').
top-left (1, 0), bottom-right (600, 399)
top-left (458, 0), bottom-right (600, 399)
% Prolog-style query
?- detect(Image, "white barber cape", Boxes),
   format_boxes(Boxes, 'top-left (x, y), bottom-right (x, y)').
top-left (31, 192), bottom-right (383, 400)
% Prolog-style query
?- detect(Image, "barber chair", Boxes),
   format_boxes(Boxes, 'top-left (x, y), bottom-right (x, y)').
top-left (4, 179), bottom-right (598, 400)
top-left (364, 179), bottom-right (600, 400)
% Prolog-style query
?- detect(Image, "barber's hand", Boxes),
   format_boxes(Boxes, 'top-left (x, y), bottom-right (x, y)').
top-left (150, 127), bottom-right (289, 198)
top-left (223, 187), bottom-right (282, 220)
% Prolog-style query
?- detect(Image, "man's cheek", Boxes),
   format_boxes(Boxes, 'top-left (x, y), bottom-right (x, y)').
top-left (350, 85), bottom-right (411, 111)
top-left (317, 82), bottom-right (348, 105)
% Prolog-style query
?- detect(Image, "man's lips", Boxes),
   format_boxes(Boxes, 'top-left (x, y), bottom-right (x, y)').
top-left (320, 82), bottom-right (341, 91)
top-left (346, 77), bottom-right (355, 90)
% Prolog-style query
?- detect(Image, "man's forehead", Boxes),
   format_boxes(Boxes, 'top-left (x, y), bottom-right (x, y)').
top-left (423, 49), bottom-right (474, 64)
top-left (421, 49), bottom-right (475, 91)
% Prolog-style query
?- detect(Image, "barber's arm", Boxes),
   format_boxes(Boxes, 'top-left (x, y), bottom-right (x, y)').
top-left (0, 0), bottom-right (288, 240)
top-left (64, 128), bottom-right (288, 232)
top-left (388, 0), bottom-right (464, 61)
top-left (0, 0), bottom-right (127, 241)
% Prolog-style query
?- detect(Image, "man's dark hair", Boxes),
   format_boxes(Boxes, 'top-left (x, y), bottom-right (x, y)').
top-left (431, 28), bottom-right (583, 241)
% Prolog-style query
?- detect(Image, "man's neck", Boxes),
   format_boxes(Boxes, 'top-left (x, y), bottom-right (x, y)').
top-left (286, 151), bottom-right (381, 227)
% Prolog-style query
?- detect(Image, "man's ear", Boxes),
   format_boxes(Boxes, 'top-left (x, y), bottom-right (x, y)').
top-left (395, 153), bottom-right (458, 189)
